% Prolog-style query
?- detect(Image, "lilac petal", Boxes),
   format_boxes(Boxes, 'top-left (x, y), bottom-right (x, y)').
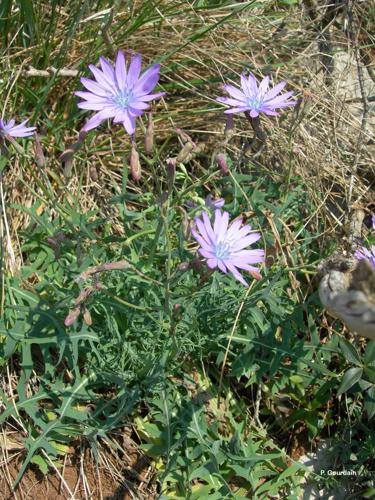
top-left (8, 119), bottom-right (15, 128)
top-left (229, 260), bottom-right (260, 273)
top-left (258, 75), bottom-right (270, 94)
top-left (207, 258), bottom-right (218, 269)
top-left (249, 109), bottom-right (259, 118)
top-left (127, 54), bottom-right (142, 88)
top-left (216, 96), bottom-right (246, 107)
top-left (80, 77), bottom-right (107, 97)
top-left (264, 80), bottom-right (287, 100)
top-left (264, 91), bottom-right (295, 106)
top-left (225, 262), bottom-right (248, 287)
top-left (129, 100), bottom-right (149, 110)
top-left (202, 211), bottom-right (216, 243)
top-left (113, 110), bottom-right (128, 123)
top-left (115, 50), bottom-right (127, 89)
top-left (261, 109), bottom-right (279, 116)
top-left (136, 91), bottom-right (165, 102)
top-left (82, 108), bottom-right (115, 131)
top-left (240, 73), bottom-right (250, 95)
top-left (8, 128), bottom-right (35, 137)
top-left (122, 111), bottom-right (136, 135)
top-left (223, 84), bottom-right (245, 100)
top-left (199, 248), bottom-right (216, 259)
top-left (224, 107), bottom-right (250, 114)
top-left (232, 249), bottom-right (265, 263)
top-left (231, 233), bottom-right (261, 251)
top-left (247, 74), bottom-right (259, 95)
top-left (77, 100), bottom-right (110, 110)
top-left (89, 64), bottom-right (114, 91)
top-left (231, 224), bottom-right (252, 240)
top-left (75, 91), bottom-right (107, 102)
top-left (217, 260), bottom-right (227, 273)
top-left (217, 211), bottom-right (229, 240)
top-left (227, 218), bottom-right (243, 238)
top-left (99, 56), bottom-right (115, 81)
top-left (134, 64), bottom-right (161, 94)
top-left (192, 228), bottom-right (212, 250)
top-left (213, 210), bottom-right (221, 234)
top-left (195, 218), bottom-right (214, 246)
top-left (128, 107), bottom-right (144, 117)
top-left (372, 215), bottom-right (375, 230)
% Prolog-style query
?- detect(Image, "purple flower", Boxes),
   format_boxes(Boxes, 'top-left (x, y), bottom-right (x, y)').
top-left (0, 118), bottom-right (36, 138)
top-left (354, 214), bottom-right (375, 268)
top-left (191, 209), bottom-right (265, 286)
top-left (355, 246), bottom-right (375, 268)
top-left (216, 73), bottom-right (297, 118)
top-left (205, 194), bottom-right (225, 211)
top-left (75, 51), bottom-right (165, 135)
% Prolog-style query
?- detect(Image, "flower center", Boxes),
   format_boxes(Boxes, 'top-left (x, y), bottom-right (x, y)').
top-left (113, 91), bottom-right (133, 109)
top-left (246, 96), bottom-right (263, 110)
top-left (214, 240), bottom-right (231, 260)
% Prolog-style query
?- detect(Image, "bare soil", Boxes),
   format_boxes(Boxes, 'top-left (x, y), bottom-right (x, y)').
top-left (0, 439), bottom-right (156, 500)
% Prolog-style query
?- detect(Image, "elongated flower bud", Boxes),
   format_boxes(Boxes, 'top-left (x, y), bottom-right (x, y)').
top-left (83, 308), bottom-right (92, 326)
top-left (64, 307), bottom-right (80, 327)
top-left (34, 133), bottom-right (46, 167)
top-left (167, 157), bottom-right (176, 191)
top-left (216, 153), bottom-right (229, 175)
top-left (130, 144), bottom-right (141, 181)
top-left (176, 142), bottom-right (194, 163)
top-left (145, 112), bottom-right (154, 155)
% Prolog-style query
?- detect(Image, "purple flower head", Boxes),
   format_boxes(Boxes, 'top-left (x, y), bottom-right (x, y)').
top-left (75, 51), bottom-right (165, 135)
top-left (205, 194), bottom-right (225, 211)
top-left (354, 214), bottom-right (375, 268)
top-left (354, 246), bottom-right (375, 268)
top-left (192, 209), bottom-right (265, 286)
top-left (216, 73), bottom-right (297, 118)
top-left (0, 118), bottom-right (36, 139)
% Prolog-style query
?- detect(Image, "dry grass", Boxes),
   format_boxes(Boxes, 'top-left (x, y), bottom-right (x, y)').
top-left (1, 1), bottom-right (373, 276)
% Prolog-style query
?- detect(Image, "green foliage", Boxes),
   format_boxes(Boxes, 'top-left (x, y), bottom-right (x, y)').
top-left (1, 0), bottom-right (374, 497)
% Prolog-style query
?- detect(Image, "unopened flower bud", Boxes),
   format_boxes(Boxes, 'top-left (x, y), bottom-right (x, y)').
top-left (182, 212), bottom-right (190, 240)
top-left (145, 113), bottom-right (154, 155)
top-left (130, 144), bottom-right (141, 181)
top-left (167, 157), bottom-right (176, 191)
top-left (216, 153), bottom-right (229, 175)
top-left (34, 133), bottom-right (46, 167)
top-left (205, 194), bottom-right (224, 210)
top-left (83, 308), bottom-right (92, 326)
top-left (64, 307), bottom-right (80, 327)
top-left (89, 166), bottom-right (98, 181)
top-left (160, 191), bottom-right (169, 206)
top-left (177, 262), bottom-right (190, 272)
top-left (176, 128), bottom-right (196, 146)
top-left (176, 142), bottom-right (194, 163)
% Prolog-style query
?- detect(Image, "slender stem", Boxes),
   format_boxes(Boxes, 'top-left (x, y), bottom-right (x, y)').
top-left (218, 282), bottom-right (254, 409)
